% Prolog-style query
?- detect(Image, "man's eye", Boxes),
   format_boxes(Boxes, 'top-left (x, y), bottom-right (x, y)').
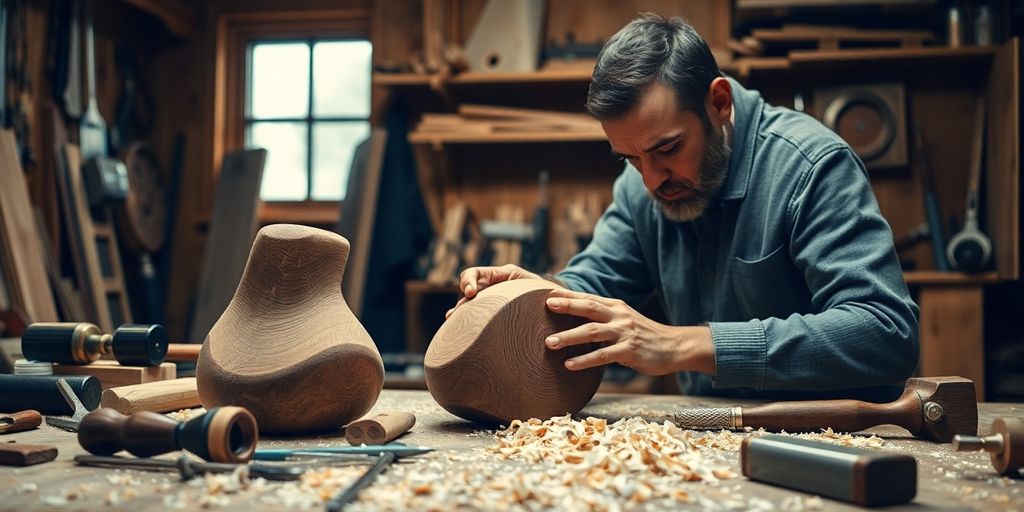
top-left (658, 143), bottom-right (679, 155)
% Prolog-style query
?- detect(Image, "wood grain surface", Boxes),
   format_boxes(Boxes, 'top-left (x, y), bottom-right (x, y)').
top-left (53, 361), bottom-right (176, 390)
top-left (196, 224), bottom-right (384, 435)
top-left (425, 278), bottom-right (603, 424)
top-left (0, 391), bottom-right (1020, 510)
top-left (100, 377), bottom-right (200, 414)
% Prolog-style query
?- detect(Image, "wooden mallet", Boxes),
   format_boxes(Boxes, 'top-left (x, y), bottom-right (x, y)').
top-left (673, 376), bottom-right (977, 442)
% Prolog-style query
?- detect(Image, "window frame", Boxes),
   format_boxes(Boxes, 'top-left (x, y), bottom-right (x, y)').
top-left (213, 9), bottom-right (371, 224)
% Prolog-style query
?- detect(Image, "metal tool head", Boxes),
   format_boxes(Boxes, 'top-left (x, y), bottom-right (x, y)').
top-left (45, 378), bottom-right (91, 431)
top-left (905, 376), bottom-right (978, 442)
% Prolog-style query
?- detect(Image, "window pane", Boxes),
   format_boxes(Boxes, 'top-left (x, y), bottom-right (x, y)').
top-left (249, 43), bottom-right (310, 119)
top-left (311, 121), bottom-right (371, 200)
top-left (312, 41), bottom-right (372, 118)
top-left (247, 122), bottom-right (309, 201)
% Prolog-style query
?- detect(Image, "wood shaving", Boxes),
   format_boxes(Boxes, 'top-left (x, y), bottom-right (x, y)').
top-left (166, 407), bottom-right (207, 422)
top-left (692, 427), bottom-right (885, 451)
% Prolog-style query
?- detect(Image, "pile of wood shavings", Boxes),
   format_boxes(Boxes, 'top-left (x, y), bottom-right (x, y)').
top-left (166, 407), bottom-right (207, 422)
top-left (692, 427), bottom-right (886, 451)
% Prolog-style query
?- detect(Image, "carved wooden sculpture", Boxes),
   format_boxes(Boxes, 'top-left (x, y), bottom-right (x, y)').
top-left (196, 224), bottom-right (384, 434)
top-left (425, 279), bottom-right (603, 424)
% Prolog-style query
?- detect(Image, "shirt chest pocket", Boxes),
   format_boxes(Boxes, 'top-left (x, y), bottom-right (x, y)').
top-left (729, 244), bottom-right (811, 320)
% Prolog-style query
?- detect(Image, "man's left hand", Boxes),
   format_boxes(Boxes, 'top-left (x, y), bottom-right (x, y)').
top-left (544, 289), bottom-right (716, 376)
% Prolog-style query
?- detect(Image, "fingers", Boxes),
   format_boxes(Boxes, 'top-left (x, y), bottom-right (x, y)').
top-left (444, 296), bottom-right (471, 319)
top-left (545, 294), bottom-right (615, 323)
top-left (564, 343), bottom-right (632, 371)
top-left (545, 322), bottom-right (612, 349)
top-left (449, 265), bottom-right (531, 319)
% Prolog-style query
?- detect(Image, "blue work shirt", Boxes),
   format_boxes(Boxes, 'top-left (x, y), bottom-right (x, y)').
top-left (557, 78), bottom-right (920, 402)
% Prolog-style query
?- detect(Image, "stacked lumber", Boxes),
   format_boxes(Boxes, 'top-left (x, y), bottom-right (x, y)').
top-left (414, 104), bottom-right (603, 138)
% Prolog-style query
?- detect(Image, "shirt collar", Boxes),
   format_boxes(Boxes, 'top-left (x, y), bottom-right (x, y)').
top-left (719, 76), bottom-right (761, 201)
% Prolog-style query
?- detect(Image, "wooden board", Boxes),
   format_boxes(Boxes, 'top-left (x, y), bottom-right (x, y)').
top-left (100, 377), bottom-right (199, 414)
top-left (917, 286), bottom-right (985, 400)
top-left (53, 361), bottom-right (176, 390)
top-left (188, 148), bottom-right (266, 342)
top-left (986, 39), bottom-right (1019, 280)
top-left (336, 130), bottom-right (387, 319)
top-left (0, 130), bottom-right (58, 323)
top-left (59, 145), bottom-right (133, 331)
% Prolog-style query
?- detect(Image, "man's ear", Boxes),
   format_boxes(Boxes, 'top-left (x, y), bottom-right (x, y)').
top-left (706, 77), bottom-right (732, 124)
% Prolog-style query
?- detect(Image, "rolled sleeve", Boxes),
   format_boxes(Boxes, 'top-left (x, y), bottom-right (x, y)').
top-left (709, 320), bottom-right (767, 389)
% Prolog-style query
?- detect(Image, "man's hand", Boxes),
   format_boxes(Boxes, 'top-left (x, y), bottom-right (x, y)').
top-left (544, 288), bottom-right (716, 376)
top-left (445, 264), bottom-right (543, 319)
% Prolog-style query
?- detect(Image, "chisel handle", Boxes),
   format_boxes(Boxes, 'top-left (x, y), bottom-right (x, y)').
top-left (744, 394), bottom-right (920, 434)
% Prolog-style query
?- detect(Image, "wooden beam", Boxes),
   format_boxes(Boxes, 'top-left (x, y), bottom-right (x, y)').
top-left (54, 361), bottom-right (176, 390)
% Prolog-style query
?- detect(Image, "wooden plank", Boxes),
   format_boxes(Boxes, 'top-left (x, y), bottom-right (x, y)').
top-left (53, 361), bottom-right (176, 390)
top-left (189, 149), bottom-right (266, 342)
top-left (917, 286), bottom-right (985, 400)
top-left (60, 145), bottom-right (133, 331)
top-left (337, 129), bottom-right (388, 318)
top-left (0, 130), bottom-right (58, 323)
top-left (457, 104), bottom-right (594, 125)
top-left (100, 377), bottom-right (199, 414)
top-left (985, 38), bottom-right (1019, 280)
top-left (409, 130), bottom-right (607, 144)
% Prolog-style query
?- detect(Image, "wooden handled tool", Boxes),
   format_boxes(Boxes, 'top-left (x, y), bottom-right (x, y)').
top-left (953, 417), bottom-right (1024, 475)
top-left (346, 411), bottom-right (415, 445)
top-left (100, 377), bottom-right (200, 414)
top-left (78, 406), bottom-right (258, 463)
top-left (22, 322), bottom-right (202, 366)
top-left (0, 410), bottom-right (42, 434)
top-left (673, 377), bottom-right (977, 442)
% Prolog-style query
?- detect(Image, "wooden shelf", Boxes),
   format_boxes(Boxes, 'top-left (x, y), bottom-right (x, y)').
top-left (787, 45), bottom-right (997, 64)
top-left (409, 130), bottom-right (607, 145)
top-left (903, 271), bottom-right (1001, 286)
top-left (374, 64), bottom-right (595, 88)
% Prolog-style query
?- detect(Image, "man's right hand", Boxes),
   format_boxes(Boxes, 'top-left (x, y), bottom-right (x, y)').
top-left (445, 264), bottom-right (543, 318)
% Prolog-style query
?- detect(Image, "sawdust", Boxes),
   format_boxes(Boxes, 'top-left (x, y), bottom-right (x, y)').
top-left (691, 427), bottom-right (886, 451)
top-left (166, 408), bottom-right (207, 422)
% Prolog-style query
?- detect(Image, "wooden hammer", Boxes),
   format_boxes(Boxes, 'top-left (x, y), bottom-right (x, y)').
top-left (673, 376), bottom-right (977, 442)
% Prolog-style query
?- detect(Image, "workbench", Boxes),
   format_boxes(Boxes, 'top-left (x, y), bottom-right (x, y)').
top-left (0, 390), bottom-right (1021, 510)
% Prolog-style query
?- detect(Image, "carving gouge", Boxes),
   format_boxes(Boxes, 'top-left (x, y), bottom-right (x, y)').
top-left (673, 377), bottom-right (978, 442)
top-left (74, 454), bottom-right (304, 481)
top-left (254, 443), bottom-right (433, 461)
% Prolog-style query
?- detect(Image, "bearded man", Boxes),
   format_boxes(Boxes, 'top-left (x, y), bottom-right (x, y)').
top-left (450, 14), bottom-right (919, 401)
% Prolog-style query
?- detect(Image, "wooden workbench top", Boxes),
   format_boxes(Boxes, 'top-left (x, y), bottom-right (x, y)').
top-left (0, 390), bottom-right (1021, 510)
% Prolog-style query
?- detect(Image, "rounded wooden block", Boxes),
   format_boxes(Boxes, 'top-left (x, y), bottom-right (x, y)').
top-left (345, 411), bottom-right (415, 445)
top-left (425, 279), bottom-right (603, 424)
top-left (196, 224), bottom-right (384, 434)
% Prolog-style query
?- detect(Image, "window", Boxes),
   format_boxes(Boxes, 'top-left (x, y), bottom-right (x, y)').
top-left (244, 39), bottom-right (372, 201)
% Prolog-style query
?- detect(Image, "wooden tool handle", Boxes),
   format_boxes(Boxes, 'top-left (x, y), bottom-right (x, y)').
top-left (346, 411), bottom-right (415, 445)
top-left (0, 410), bottom-right (43, 434)
top-left (78, 407), bottom-right (179, 457)
top-left (744, 395), bottom-right (918, 435)
top-left (0, 443), bottom-right (58, 466)
top-left (100, 377), bottom-right (200, 414)
top-left (166, 343), bottom-right (201, 362)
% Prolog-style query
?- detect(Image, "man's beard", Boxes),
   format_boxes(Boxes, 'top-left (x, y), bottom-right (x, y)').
top-left (654, 123), bottom-right (731, 222)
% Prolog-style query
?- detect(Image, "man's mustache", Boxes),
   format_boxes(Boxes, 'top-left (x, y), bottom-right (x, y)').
top-left (657, 178), bottom-right (704, 198)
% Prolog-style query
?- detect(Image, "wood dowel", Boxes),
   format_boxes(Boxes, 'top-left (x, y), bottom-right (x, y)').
top-left (166, 343), bottom-right (201, 362)
top-left (100, 377), bottom-right (200, 414)
top-left (345, 411), bottom-right (415, 445)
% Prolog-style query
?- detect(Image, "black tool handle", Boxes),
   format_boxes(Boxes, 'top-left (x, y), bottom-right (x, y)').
top-left (0, 375), bottom-right (101, 414)
top-left (113, 324), bottom-right (167, 366)
top-left (21, 322), bottom-right (94, 364)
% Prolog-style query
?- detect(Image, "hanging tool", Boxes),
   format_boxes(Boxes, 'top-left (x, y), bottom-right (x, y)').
top-left (946, 98), bottom-right (992, 272)
top-left (346, 411), bottom-right (416, 445)
top-left (913, 122), bottom-right (950, 271)
top-left (742, 434), bottom-right (917, 507)
top-left (74, 454), bottom-right (304, 481)
top-left (673, 376), bottom-right (977, 442)
top-left (0, 374), bottom-right (101, 414)
top-left (78, 406), bottom-right (258, 463)
top-left (953, 417), bottom-right (1024, 476)
top-left (0, 409), bottom-right (41, 434)
top-left (46, 377), bottom-right (91, 431)
top-left (21, 322), bottom-right (201, 366)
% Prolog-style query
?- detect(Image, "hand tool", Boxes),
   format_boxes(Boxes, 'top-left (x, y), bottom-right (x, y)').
top-left (253, 444), bottom-right (433, 461)
top-left (326, 451), bottom-right (396, 511)
top-left (78, 406), bottom-right (258, 463)
top-left (0, 374), bottom-right (101, 415)
top-left (0, 443), bottom-right (58, 466)
top-left (46, 377), bottom-right (91, 431)
top-left (345, 411), bottom-right (415, 445)
top-left (74, 454), bottom-right (304, 481)
top-left (21, 322), bottom-right (193, 366)
top-left (673, 376), bottom-right (977, 442)
top-left (742, 434), bottom-right (917, 507)
top-left (953, 417), bottom-right (1024, 476)
top-left (0, 409), bottom-right (42, 434)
